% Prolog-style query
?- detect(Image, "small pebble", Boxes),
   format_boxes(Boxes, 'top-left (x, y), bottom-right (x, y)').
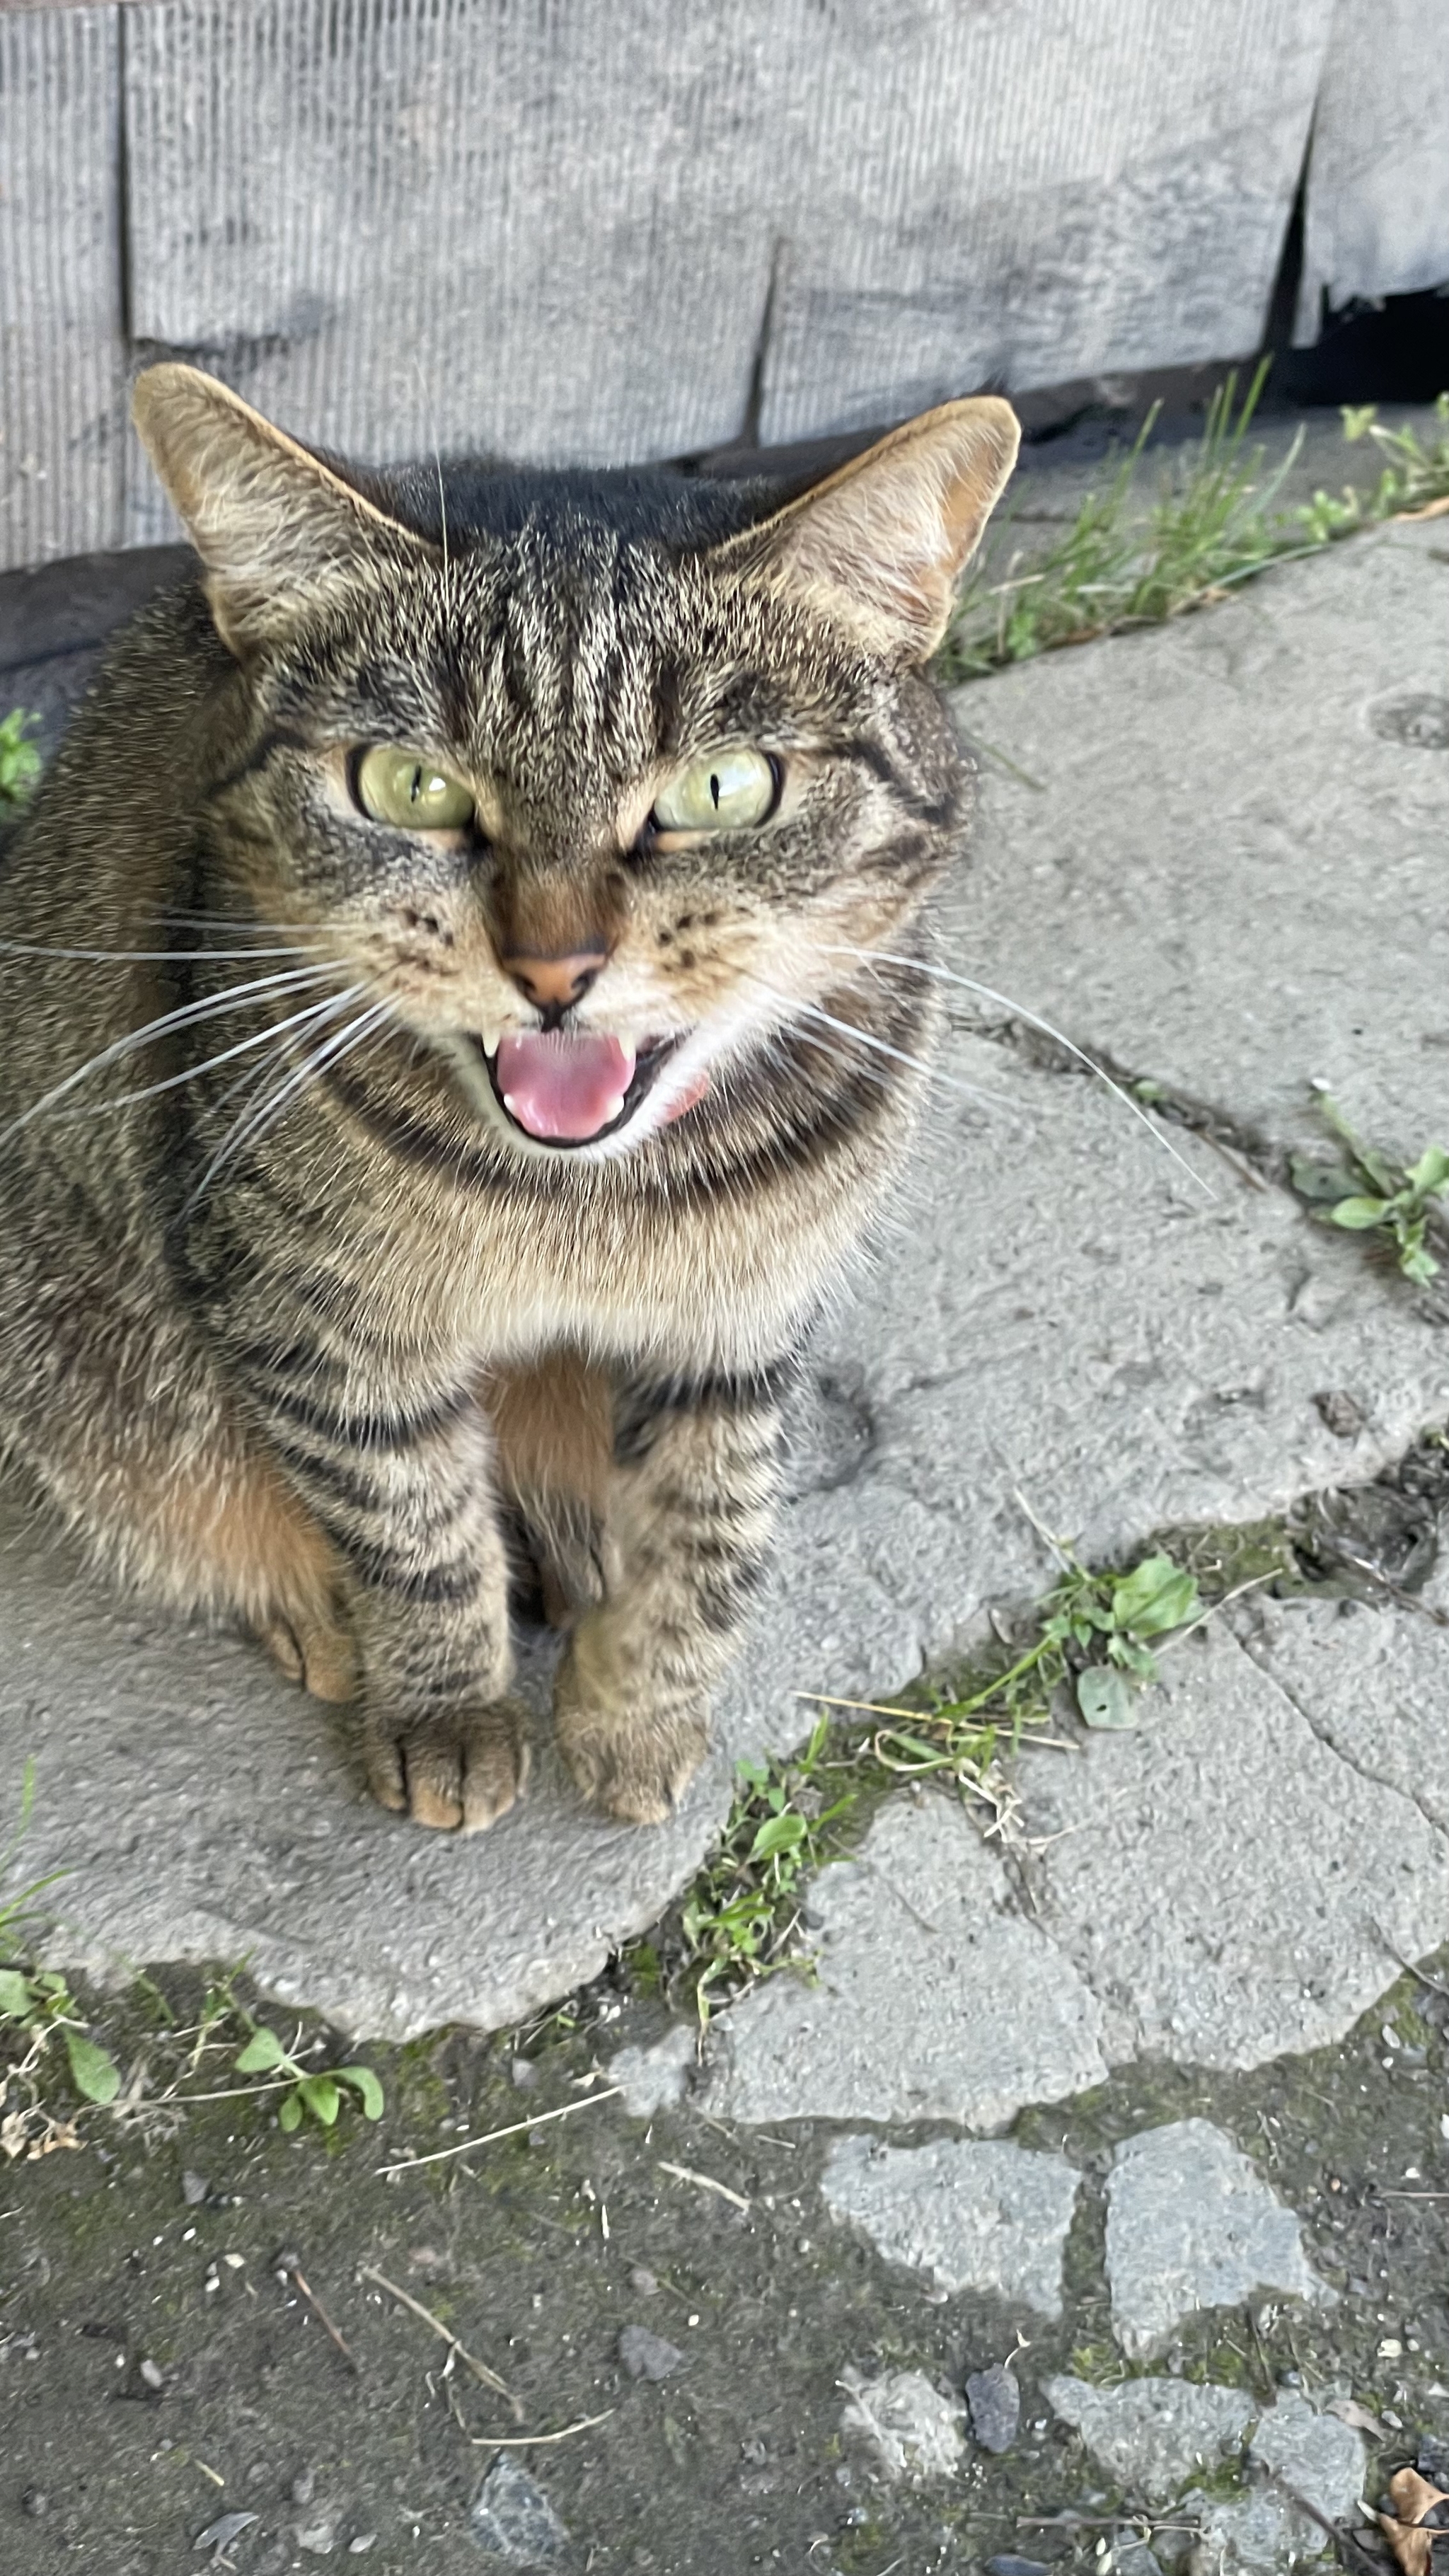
top-left (139, 2357), bottom-right (164, 2391)
top-left (296, 2517), bottom-right (337, 2556)
top-left (291, 2467), bottom-right (318, 2505)
top-left (618, 2322), bottom-right (684, 2381)
top-left (628, 2265), bottom-right (659, 2298)
top-left (348, 2539), bottom-right (376, 2555)
top-left (181, 2172), bottom-right (209, 2206)
top-left (509, 2057), bottom-right (538, 2090)
top-left (986, 2558), bottom-right (1049, 2576)
top-left (21, 2490), bottom-right (47, 2518)
top-left (966, 2362), bottom-right (1020, 2455)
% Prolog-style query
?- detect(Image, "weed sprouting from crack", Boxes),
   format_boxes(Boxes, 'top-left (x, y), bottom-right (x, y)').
top-left (667, 1540), bottom-right (1208, 2023)
top-left (937, 376), bottom-right (1449, 683)
top-left (1291, 1092), bottom-right (1449, 1287)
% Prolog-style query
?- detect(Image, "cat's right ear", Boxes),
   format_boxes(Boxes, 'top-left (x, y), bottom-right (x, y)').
top-left (132, 364), bottom-right (436, 657)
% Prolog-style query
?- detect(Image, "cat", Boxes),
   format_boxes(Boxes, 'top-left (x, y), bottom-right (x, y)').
top-left (0, 365), bottom-right (1017, 1832)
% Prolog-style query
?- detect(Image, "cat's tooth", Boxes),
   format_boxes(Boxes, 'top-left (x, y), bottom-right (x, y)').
top-left (477, 1022), bottom-right (502, 1058)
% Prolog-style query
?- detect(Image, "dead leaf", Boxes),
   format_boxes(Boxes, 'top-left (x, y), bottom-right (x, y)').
top-left (1380, 2468), bottom-right (1449, 2576)
top-left (1327, 2396), bottom-right (1390, 2442)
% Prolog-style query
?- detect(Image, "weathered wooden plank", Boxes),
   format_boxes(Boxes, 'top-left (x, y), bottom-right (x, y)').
top-left (758, 0), bottom-right (1339, 442)
top-left (121, 0), bottom-right (785, 538)
top-left (0, 4), bottom-right (126, 570)
top-left (1296, 0), bottom-right (1449, 335)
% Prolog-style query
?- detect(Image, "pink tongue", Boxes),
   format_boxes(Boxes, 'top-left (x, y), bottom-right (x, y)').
top-left (495, 1031), bottom-right (637, 1140)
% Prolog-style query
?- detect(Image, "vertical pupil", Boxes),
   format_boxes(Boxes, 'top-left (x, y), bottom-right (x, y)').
top-left (710, 771), bottom-right (721, 809)
top-left (408, 765), bottom-right (424, 805)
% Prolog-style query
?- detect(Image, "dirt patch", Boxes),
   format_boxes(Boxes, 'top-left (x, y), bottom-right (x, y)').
top-left (3, 1954), bottom-right (1449, 2574)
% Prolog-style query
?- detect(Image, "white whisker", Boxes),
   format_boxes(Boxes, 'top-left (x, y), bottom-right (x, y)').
top-left (0, 964), bottom-right (347, 1145)
top-left (822, 944), bottom-right (1214, 1199)
top-left (0, 936), bottom-right (330, 964)
top-left (183, 1000), bottom-right (394, 1211)
top-left (44, 983), bottom-right (372, 1124)
top-left (744, 975), bottom-right (1020, 1114)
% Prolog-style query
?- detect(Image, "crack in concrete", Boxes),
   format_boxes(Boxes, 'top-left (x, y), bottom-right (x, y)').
top-left (1229, 1608), bottom-right (1449, 1847)
top-left (952, 1011), bottom-right (1449, 1317)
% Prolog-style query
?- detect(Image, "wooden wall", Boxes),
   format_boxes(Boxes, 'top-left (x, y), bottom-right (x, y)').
top-left (1, 0), bottom-right (1445, 572)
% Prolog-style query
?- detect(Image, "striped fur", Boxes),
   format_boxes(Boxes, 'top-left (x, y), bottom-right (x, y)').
top-left (0, 370), bottom-right (1016, 1830)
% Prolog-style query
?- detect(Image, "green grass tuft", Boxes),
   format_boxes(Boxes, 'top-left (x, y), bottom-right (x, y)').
top-left (940, 376), bottom-right (1449, 683)
top-left (672, 1537), bottom-right (1206, 2021)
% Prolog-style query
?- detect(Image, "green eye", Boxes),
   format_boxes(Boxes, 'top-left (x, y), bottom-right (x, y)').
top-left (354, 744), bottom-right (475, 831)
top-left (652, 746), bottom-right (778, 833)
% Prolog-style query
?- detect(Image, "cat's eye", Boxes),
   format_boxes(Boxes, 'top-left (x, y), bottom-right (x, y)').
top-left (651, 746), bottom-right (778, 833)
top-left (354, 744), bottom-right (475, 831)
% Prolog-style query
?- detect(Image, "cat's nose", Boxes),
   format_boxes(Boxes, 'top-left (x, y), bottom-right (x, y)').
top-left (500, 947), bottom-right (608, 1010)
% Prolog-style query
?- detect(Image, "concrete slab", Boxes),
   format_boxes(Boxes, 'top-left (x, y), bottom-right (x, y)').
top-left (1187, 2393), bottom-right (1366, 2572)
top-left (819, 2135), bottom-right (1082, 2314)
top-left (838, 2367), bottom-right (966, 2486)
top-left (1228, 1564), bottom-right (1449, 1838)
top-left (945, 519), bottom-right (1449, 1166)
top-left (1016, 1625), bottom-right (1449, 2074)
top-left (1043, 2376), bottom-right (1254, 2502)
top-left (699, 1794), bottom-right (1109, 2128)
top-left (1104, 2120), bottom-right (1333, 2359)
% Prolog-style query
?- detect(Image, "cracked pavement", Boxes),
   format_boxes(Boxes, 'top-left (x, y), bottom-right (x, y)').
top-left (5, 511), bottom-right (1448, 2050)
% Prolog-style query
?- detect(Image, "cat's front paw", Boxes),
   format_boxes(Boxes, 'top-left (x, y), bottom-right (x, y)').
top-left (363, 1697), bottom-right (530, 1833)
top-left (554, 1632), bottom-right (708, 1823)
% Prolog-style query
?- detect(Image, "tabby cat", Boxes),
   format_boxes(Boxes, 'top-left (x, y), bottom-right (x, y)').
top-left (0, 367), bottom-right (1017, 1831)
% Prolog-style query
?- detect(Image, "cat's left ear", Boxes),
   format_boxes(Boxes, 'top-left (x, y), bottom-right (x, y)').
top-left (132, 363), bottom-right (437, 657)
top-left (716, 395), bottom-right (1020, 666)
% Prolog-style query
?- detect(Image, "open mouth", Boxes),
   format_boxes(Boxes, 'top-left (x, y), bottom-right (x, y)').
top-left (472, 1029), bottom-right (683, 1146)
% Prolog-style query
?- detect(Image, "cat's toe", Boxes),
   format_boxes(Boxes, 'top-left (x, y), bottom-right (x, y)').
top-left (560, 1705), bottom-right (708, 1825)
top-left (364, 1702), bottom-right (529, 1832)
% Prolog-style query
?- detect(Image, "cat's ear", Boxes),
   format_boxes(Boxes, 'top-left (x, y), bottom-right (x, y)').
top-left (132, 364), bottom-right (436, 657)
top-left (718, 395), bottom-right (1020, 664)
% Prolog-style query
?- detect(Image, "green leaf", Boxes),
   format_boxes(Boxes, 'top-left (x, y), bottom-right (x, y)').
top-left (1077, 1666), bottom-right (1138, 1731)
top-left (1110, 1555), bottom-right (1201, 1637)
top-left (1326, 1196), bottom-right (1392, 1230)
top-left (1401, 1242), bottom-right (1441, 1283)
top-left (299, 2074), bottom-right (340, 2127)
top-left (277, 2090), bottom-right (303, 2132)
top-left (337, 2065), bottom-right (385, 2120)
top-left (63, 2029), bottom-right (120, 2105)
top-left (1108, 1634), bottom-right (1160, 1681)
top-left (1289, 1155), bottom-right (1361, 1204)
top-left (1405, 1145), bottom-right (1449, 1199)
top-left (749, 1810), bottom-right (807, 1863)
top-left (0, 1966), bottom-right (37, 2020)
top-left (235, 2026), bottom-right (288, 2074)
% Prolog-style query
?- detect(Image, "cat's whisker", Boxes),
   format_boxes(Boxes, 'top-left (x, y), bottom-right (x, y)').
top-left (0, 964), bottom-right (349, 1144)
top-left (821, 943), bottom-right (1216, 1200)
top-left (41, 983), bottom-right (373, 1124)
top-left (0, 935), bottom-right (335, 964)
top-left (743, 974), bottom-right (1020, 1114)
top-left (183, 999), bottom-right (396, 1211)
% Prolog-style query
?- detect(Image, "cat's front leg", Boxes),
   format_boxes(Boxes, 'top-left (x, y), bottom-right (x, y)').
top-left (243, 1363), bottom-right (526, 1832)
top-left (553, 1363), bottom-right (787, 1823)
